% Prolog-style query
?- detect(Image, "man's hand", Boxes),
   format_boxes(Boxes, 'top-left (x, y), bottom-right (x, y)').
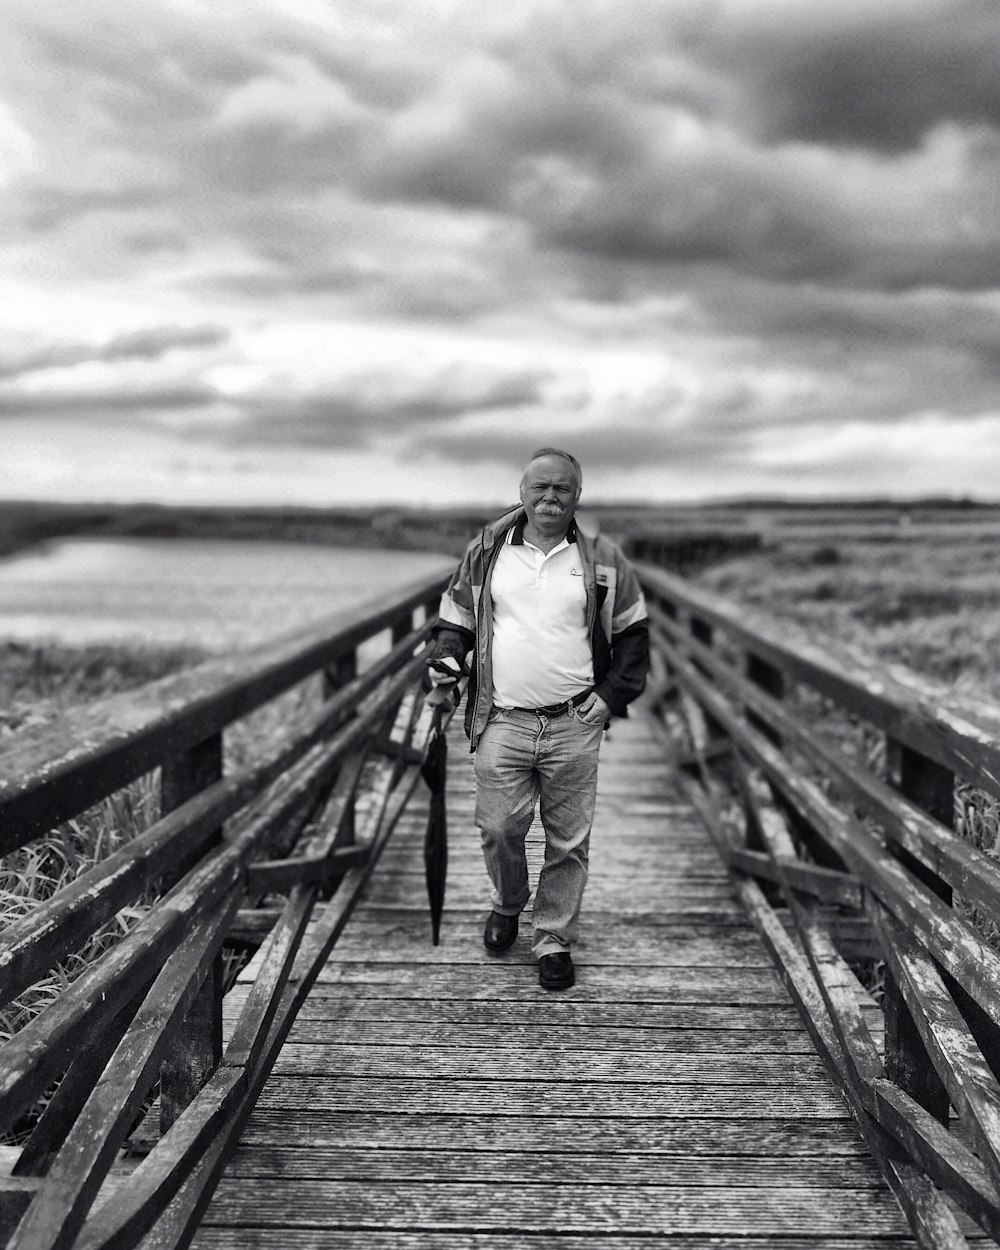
top-left (576, 691), bottom-right (610, 725)
top-left (427, 656), bottom-right (463, 686)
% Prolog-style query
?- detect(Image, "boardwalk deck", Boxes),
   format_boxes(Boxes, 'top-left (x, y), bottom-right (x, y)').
top-left (193, 709), bottom-right (921, 1249)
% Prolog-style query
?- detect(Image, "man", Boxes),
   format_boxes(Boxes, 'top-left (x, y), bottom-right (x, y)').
top-left (426, 448), bottom-right (649, 990)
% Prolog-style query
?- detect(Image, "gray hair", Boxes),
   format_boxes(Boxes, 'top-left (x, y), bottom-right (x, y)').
top-left (523, 446), bottom-right (583, 492)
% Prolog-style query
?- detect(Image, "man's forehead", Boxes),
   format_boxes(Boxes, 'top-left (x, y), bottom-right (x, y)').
top-left (524, 456), bottom-right (577, 481)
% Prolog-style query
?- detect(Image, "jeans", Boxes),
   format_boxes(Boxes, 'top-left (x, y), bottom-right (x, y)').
top-left (474, 705), bottom-right (604, 958)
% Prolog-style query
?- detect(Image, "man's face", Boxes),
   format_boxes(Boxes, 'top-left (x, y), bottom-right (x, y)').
top-left (519, 455), bottom-right (580, 530)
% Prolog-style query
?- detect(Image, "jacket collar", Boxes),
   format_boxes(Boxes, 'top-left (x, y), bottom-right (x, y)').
top-left (502, 510), bottom-right (578, 547)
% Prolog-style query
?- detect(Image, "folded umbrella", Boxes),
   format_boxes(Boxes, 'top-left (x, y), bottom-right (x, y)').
top-left (421, 687), bottom-right (457, 945)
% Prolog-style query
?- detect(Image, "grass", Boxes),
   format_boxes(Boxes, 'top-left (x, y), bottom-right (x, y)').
top-left (0, 641), bottom-right (328, 1051)
top-left (690, 531), bottom-right (1000, 978)
top-left (694, 533), bottom-right (1000, 698)
top-left (0, 642), bottom-right (211, 1141)
top-left (0, 640), bottom-right (206, 737)
top-left (1, 641), bottom-right (207, 1050)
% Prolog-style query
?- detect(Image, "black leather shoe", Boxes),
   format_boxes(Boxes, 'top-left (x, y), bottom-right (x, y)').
top-left (539, 951), bottom-right (575, 990)
top-left (483, 911), bottom-right (518, 953)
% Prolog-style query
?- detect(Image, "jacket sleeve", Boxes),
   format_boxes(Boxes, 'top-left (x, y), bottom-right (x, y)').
top-left (596, 621), bottom-right (649, 715)
top-left (594, 550), bottom-right (649, 715)
top-left (428, 542), bottom-right (477, 665)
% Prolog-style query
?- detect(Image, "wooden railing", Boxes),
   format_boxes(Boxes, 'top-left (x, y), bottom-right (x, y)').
top-left (638, 562), bottom-right (1000, 1248)
top-left (0, 568), bottom-right (452, 1250)
top-left (625, 529), bottom-right (762, 575)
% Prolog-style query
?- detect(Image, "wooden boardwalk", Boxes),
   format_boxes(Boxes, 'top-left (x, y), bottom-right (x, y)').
top-left (194, 709), bottom-right (919, 1249)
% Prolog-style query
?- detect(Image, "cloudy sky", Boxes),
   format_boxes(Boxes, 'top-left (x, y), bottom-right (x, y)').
top-left (2, 0), bottom-right (999, 506)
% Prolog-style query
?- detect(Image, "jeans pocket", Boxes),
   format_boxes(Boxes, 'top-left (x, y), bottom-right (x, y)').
top-left (572, 707), bottom-right (604, 732)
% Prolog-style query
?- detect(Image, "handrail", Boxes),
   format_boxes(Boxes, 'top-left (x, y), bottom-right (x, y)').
top-left (638, 560), bottom-right (1000, 1248)
top-left (0, 567), bottom-right (454, 846)
top-left (639, 563), bottom-right (1000, 795)
top-left (0, 567), bottom-right (452, 1250)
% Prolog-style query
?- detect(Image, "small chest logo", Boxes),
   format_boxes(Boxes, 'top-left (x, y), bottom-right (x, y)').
top-left (570, 567), bottom-right (583, 576)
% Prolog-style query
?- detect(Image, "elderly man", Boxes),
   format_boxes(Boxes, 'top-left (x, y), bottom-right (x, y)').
top-left (426, 448), bottom-right (649, 990)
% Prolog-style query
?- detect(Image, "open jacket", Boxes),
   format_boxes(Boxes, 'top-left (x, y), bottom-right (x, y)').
top-left (431, 506), bottom-right (650, 752)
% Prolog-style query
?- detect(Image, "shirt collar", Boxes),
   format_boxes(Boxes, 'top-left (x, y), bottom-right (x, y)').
top-left (509, 514), bottom-right (578, 546)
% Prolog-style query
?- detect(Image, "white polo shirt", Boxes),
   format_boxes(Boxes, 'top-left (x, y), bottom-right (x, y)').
top-left (490, 526), bottom-right (594, 708)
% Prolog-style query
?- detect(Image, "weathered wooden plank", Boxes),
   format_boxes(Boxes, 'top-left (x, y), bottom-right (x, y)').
top-left (237, 1109), bottom-right (870, 1154)
top-left (193, 1234), bottom-right (923, 1250)
top-left (311, 962), bottom-right (788, 1002)
top-left (274, 1020), bottom-right (821, 1052)
top-left (729, 847), bottom-right (863, 909)
top-left (223, 886), bottom-right (315, 1073)
top-left (228, 992), bottom-right (805, 1030)
top-left (254, 1076), bottom-right (848, 1118)
top-left (198, 1178), bottom-right (912, 1235)
top-left (270, 1043), bottom-right (829, 1084)
top-left (327, 930), bottom-right (776, 967)
top-left (374, 850), bottom-right (732, 881)
top-left (245, 844), bottom-right (369, 893)
top-left (221, 1144), bottom-right (885, 1188)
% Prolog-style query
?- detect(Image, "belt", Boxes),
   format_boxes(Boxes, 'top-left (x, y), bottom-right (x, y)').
top-left (509, 690), bottom-right (591, 718)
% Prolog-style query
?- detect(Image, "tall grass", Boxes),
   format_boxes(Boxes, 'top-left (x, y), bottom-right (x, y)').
top-left (0, 643), bottom-right (209, 1140)
top-left (693, 534), bottom-right (1000, 966)
top-left (1, 645), bottom-right (205, 1037)
top-left (0, 643), bottom-right (326, 1049)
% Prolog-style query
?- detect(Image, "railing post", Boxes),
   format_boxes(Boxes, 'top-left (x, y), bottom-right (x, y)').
top-left (688, 615), bottom-right (729, 749)
top-left (745, 652), bottom-right (784, 746)
top-left (743, 653), bottom-right (785, 856)
top-left (423, 589), bottom-right (442, 627)
top-left (883, 738), bottom-right (953, 1124)
top-left (391, 609), bottom-right (413, 648)
top-left (324, 649), bottom-right (359, 846)
top-left (159, 734), bottom-right (225, 1135)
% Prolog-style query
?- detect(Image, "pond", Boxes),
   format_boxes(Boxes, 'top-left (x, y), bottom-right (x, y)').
top-left (0, 538), bottom-right (454, 651)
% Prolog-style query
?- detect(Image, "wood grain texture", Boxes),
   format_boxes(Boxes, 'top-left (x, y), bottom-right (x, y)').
top-left (189, 709), bottom-right (914, 1248)
top-left (195, 1235), bottom-right (924, 1250)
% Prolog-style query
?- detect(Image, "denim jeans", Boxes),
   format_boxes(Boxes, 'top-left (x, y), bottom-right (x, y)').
top-left (474, 705), bottom-right (604, 958)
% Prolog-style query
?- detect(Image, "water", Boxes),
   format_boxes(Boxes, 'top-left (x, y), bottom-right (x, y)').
top-left (0, 538), bottom-right (454, 651)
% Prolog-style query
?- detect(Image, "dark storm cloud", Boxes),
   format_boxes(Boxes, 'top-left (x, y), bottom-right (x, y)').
top-left (0, 385), bottom-right (219, 416)
top-left (412, 418), bottom-right (760, 477)
top-left (18, 186), bottom-right (169, 233)
top-left (223, 366), bottom-right (552, 448)
top-left (695, 276), bottom-right (1000, 365)
top-left (716, 0), bottom-right (1000, 151)
top-left (0, 326), bottom-right (230, 380)
top-left (343, 2), bottom-right (1000, 293)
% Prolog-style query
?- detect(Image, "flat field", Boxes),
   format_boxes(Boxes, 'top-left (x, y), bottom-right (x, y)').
top-left (689, 512), bottom-right (1000, 703)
